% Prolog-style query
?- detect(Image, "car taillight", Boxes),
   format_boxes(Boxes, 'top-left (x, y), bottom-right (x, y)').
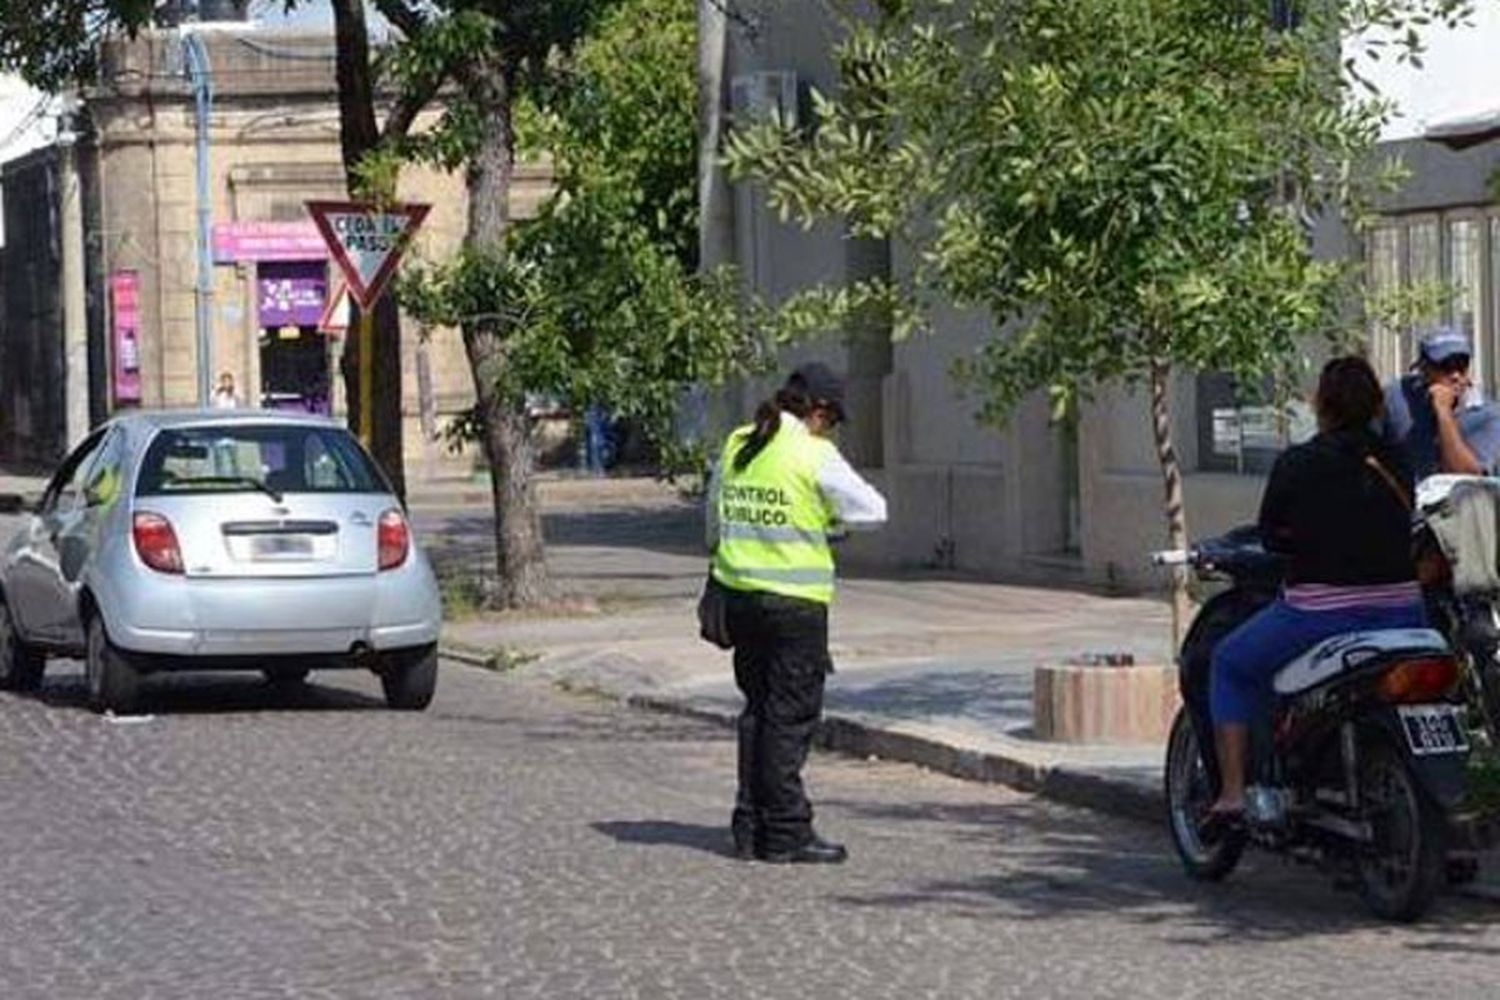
top-left (1376, 656), bottom-right (1459, 703)
top-left (378, 509), bottom-right (409, 571)
top-left (132, 512), bottom-right (184, 574)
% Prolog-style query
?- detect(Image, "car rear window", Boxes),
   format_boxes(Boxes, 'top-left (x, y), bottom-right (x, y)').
top-left (135, 424), bottom-right (387, 497)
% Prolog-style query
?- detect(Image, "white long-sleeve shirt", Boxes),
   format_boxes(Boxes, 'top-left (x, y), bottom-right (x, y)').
top-left (705, 411), bottom-right (888, 549)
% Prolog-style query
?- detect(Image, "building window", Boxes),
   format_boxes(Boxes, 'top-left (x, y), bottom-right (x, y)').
top-left (1368, 209), bottom-right (1500, 391)
top-left (1195, 373), bottom-right (1315, 475)
top-left (1447, 217), bottom-right (1485, 386)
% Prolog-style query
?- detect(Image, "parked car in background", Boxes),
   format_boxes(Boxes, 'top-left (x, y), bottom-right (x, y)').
top-left (0, 410), bottom-right (443, 713)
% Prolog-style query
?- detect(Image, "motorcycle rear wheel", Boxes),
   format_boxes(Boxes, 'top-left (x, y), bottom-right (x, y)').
top-left (1355, 739), bottom-right (1446, 923)
top-left (1165, 709), bottom-right (1245, 881)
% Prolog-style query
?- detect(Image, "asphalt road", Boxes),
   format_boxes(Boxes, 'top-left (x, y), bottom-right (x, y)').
top-left (2, 658), bottom-right (1498, 1000)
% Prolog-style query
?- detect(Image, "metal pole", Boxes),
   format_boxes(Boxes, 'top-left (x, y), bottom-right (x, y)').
top-left (183, 32), bottom-right (215, 407)
top-left (359, 305), bottom-right (374, 448)
top-left (58, 111), bottom-right (90, 445)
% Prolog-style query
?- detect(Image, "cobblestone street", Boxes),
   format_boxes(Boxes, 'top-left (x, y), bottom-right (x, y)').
top-left (2, 657), bottom-right (1499, 999)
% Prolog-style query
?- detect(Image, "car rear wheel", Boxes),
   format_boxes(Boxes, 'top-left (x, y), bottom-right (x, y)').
top-left (381, 644), bottom-right (437, 711)
top-left (263, 666), bottom-right (311, 687)
top-left (86, 616), bottom-right (140, 715)
top-left (0, 600), bottom-right (45, 692)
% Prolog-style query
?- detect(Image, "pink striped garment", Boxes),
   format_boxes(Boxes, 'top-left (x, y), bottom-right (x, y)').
top-left (1283, 581), bottom-right (1423, 612)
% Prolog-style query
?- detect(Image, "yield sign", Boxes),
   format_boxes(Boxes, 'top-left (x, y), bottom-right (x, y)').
top-left (305, 200), bottom-right (431, 309)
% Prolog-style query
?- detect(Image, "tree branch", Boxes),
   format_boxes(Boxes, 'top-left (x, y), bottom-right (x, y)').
top-left (382, 71), bottom-right (447, 141)
top-left (371, 0), bottom-right (428, 40)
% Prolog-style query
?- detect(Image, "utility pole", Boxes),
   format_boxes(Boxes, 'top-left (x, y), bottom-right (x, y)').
top-left (182, 29), bottom-right (215, 407)
top-left (57, 99), bottom-right (89, 446)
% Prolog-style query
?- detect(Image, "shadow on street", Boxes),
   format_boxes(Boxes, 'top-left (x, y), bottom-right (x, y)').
top-left (820, 795), bottom-right (1499, 948)
top-left (592, 819), bottom-right (738, 858)
top-left (24, 670), bottom-right (387, 715)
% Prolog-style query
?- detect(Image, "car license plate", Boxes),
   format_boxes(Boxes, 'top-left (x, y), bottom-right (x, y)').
top-left (1398, 704), bottom-right (1469, 756)
top-left (250, 534), bottom-right (314, 560)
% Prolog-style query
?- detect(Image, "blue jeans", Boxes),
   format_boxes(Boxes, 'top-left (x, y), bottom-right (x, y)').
top-left (1210, 598), bottom-right (1427, 726)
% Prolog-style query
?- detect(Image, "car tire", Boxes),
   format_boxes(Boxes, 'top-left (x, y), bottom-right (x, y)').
top-left (381, 644), bottom-right (437, 711)
top-left (0, 600), bottom-right (45, 692)
top-left (263, 666), bottom-right (311, 687)
top-left (86, 616), bottom-right (140, 715)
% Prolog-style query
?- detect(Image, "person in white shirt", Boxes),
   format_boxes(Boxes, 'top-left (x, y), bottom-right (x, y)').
top-left (705, 362), bottom-right (887, 864)
top-left (212, 371), bottom-right (240, 410)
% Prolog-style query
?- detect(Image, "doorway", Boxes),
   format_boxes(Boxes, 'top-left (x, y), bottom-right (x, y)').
top-left (256, 261), bottom-right (331, 414)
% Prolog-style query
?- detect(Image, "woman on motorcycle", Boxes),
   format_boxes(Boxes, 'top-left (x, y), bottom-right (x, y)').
top-left (1207, 356), bottom-right (1424, 826)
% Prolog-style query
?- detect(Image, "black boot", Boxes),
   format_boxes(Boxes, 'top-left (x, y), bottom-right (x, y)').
top-left (756, 834), bottom-right (847, 865)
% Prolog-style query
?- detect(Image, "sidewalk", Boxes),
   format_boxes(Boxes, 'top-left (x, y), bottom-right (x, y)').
top-left (432, 476), bottom-right (1176, 820)
top-left (443, 578), bottom-right (1175, 820)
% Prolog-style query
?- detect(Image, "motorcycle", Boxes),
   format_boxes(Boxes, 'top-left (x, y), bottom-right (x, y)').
top-left (1158, 527), bottom-right (1470, 922)
top-left (1414, 475), bottom-right (1500, 747)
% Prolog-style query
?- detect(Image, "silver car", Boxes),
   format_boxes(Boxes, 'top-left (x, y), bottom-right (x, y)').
top-left (0, 410), bottom-right (443, 713)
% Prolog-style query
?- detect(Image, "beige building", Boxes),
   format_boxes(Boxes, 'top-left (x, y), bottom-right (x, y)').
top-left (704, 5), bottom-right (1500, 592)
top-left (1, 22), bottom-right (549, 476)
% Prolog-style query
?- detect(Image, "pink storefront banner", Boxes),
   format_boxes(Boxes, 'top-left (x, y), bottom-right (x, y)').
top-left (213, 220), bottom-right (329, 263)
top-left (111, 270), bottom-right (142, 404)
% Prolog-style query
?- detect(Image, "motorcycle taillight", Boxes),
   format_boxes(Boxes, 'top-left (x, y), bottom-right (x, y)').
top-left (1375, 656), bottom-right (1459, 703)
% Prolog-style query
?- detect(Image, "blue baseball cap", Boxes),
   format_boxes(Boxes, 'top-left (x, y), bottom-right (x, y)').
top-left (1416, 326), bottom-right (1472, 366)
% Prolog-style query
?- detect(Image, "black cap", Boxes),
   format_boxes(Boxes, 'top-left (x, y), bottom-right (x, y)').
top-left (785, 362), bottom-right (847, 421)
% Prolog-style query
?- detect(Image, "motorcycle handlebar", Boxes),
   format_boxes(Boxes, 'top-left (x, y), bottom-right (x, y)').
top-left (1150, 549), bottom-right (1193, 567)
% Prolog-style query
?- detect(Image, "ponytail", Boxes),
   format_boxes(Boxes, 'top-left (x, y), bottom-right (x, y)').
top-left (733, 401), bottom-right (782, 471)
top-left (732, 386), bottom-right (812, 471)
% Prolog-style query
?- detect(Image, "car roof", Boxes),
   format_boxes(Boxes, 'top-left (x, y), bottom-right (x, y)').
top-left (103, 408), bottom-right (343, 433)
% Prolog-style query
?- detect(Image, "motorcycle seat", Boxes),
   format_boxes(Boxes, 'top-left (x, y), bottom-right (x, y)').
top-left (1272, 628), bottom-right (1449, 696)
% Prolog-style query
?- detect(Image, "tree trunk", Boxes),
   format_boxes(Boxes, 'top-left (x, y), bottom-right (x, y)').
top-left (329, 0), bottom-right (406, 501)
top-left (461, 55), bottom-right (550, 607)
top-left (1149, 356), bottom-right (1192, 648)
top-left (339, 295), bottom-right (407, 500)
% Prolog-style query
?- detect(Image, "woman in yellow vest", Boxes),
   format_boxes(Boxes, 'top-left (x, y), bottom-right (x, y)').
top-left (707, 363), bottom-right (887, 863)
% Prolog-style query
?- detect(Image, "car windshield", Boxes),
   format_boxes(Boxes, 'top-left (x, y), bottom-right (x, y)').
top-left (135, 424), bottom-right (386, 497)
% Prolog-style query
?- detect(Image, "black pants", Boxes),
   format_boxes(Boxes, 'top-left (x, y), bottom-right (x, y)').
top-left (727, 588), bottom-right (832, 853)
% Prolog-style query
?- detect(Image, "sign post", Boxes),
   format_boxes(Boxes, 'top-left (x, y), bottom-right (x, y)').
top-left (305, 201), bottom-right (431, 448)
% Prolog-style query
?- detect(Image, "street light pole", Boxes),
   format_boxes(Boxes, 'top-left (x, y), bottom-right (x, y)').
top-left (182, 30), bottom-right (215, 408)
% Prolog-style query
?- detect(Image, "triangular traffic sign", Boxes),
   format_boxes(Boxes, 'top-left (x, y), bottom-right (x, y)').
top-left (305, 200), bottom-right (431, 309)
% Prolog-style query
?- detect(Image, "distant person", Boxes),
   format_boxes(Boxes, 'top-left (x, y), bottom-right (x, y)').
top-left (213, 371), bottom-right (240, 410)
top-left (1382, 327), bottom-right (1500, 479)
top-left (705, 362), bottom-right (887, 864)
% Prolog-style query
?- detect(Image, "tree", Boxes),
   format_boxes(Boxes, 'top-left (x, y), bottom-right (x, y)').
top-left (725, 0), bottom-right (1475, 638)
top-left (0, 1), bottom-right (429, 497)
top-left (0, 2), bottom-right (151, 90)
top-left (396, 0), bottom-right (762, 607)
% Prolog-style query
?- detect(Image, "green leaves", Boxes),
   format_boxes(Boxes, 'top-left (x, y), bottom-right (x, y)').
top-left (727, 0), bottom-right (1454, 427)
top-left (396, 0), bottom-right (764, 471)
top-left (0, 0), bottom-right (154, 89)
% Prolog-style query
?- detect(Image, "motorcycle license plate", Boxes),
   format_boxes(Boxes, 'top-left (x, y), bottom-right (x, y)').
top-left (1398, 704), bottom-right (1469, 756)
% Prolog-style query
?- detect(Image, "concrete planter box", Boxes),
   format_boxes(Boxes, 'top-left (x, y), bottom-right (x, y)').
top-left (1033, 662), bottom-right (1179, 744)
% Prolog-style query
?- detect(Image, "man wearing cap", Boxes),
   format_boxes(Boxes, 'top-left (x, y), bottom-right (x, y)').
top-left (1382, 327), bottom-right (1500, 480)
top-left (705, 362), bottom-right (887, 863)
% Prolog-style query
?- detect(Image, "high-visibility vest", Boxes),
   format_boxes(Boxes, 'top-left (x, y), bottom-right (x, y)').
top-left (711, 418), bottom-right (838, 604)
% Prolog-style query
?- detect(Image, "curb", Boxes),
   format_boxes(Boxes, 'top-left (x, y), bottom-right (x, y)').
top-left (625, 692), bottom-right (1163, 825)
top-left (441, 645), bottom-right (1166, 825)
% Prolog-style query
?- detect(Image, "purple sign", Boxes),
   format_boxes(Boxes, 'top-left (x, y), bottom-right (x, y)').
top-left (214, 221), bottom-right (329, 263)
top-left (258, 262), bottom-right (327, 328)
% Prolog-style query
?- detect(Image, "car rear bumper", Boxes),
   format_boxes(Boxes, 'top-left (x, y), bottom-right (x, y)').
top-left (98, 557), bottom-right (442, 658)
